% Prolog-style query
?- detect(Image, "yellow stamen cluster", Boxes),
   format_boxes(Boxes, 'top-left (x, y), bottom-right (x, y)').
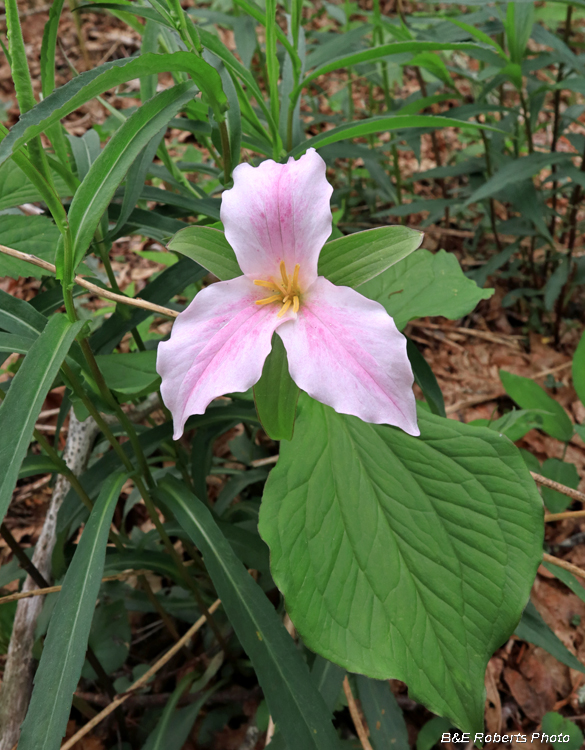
top-left (254, 261), bottom-right (301, 317)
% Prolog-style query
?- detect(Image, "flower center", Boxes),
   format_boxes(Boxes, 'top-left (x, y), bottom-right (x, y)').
top-left (254, 261), bottom-right (301, 318)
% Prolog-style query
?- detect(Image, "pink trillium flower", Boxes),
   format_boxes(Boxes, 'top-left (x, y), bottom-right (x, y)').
top-left (157, 149), bottom-right (419, 439)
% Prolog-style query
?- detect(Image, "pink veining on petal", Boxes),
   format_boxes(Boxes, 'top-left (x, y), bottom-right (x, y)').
top-left (156, 276), bottom-right (293, 439)
top-left (277, 277), bottom-right (419, 435)
top-left (220, 148), bottom-right (333, 291)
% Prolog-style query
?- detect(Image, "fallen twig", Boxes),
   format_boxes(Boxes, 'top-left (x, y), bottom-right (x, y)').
top-left (0, 244), bottom-right (178, 318)
top-left (545, 510), bottom-right (585, 522)
top-left (543, 553), bottom-right (585, 581)
top-left (531, 472), bottom-right (585, 504)
top-left (60, 598), bottom-right (222, 750)
top-left (0, 570), bottom-right (152, 606)
top-left (342, 676), bottom-right (373, 750)
top-left (411, 321), bottom-right (522, 349)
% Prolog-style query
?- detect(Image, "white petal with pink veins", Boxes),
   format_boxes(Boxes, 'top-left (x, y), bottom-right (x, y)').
top-left (277, 277), bottom-right (419, 435)
top-left (156, 277), bottom-right (292, 439)
top-left (220, 148), bottom-right (332, 290)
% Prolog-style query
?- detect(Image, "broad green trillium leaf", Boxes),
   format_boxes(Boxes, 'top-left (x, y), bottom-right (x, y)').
top-left (359, 248), bottom-right (494, 330)
top-left (258, 396), bottom-right (543, 733)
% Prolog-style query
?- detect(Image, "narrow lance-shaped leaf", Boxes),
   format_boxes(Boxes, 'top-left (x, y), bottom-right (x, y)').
top-left (158, 477), bottom-right (341, 750)
top-left (65, 82), bottom-right (198, 273)
top-left (355, 676), bottom-right (410, 750)
top-left (288, 115), bottom-right (503, 158)
top-left (291, 41), bottom-right (491, 107)
top-left (109, 126), bottom-right (167, 238)
top-left (572, 330), bottom-right (585, 408)
top-left (465, 152), bottom-right (572, 206)
top-left (18, 472), bottom-right (127, 750)
top-left (0, 314), bottom-right (82, 524)
top-left (500, 370), bottom-right (574, 443)
top-left (407, 339), bottom-right (446, 417)
top-left (0, 51), bottom-right (227, 168)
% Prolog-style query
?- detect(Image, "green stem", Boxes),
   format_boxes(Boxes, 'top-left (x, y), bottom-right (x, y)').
top-left (157, 141), bottom-right (207, 199)
top-left (141, 490), bottom-right (227, 651)
top-left (391, 143), bottom-right (402, 210)
top-left (138, 573), bottom-right (190, 654)
top-left (5, 0), bottom-right (54, 187)
top-left (78, 338), bottom-right (155, 489)
top-left (61, 362), bottom-right (136, 475)
top-left (167, 0), bottom-right (201, 54)
top-left (265, 0), bottom-right (280, 152)
top-left (519, 91), bottom-right (534, 154)
top-left (291, 0), bottom-right (302, 49)
top-left (94, 231), bottom-right (145, 351)
top-left (479, 124), bottom-right (503, 253)
top-left (218, 120), bottom-right (232, 183)
top-left (33, 429), bottom-right (92, 510)
top-left (0, 125), bottom-right (76, 318)
top-left (548, 4), bottom-right (573, 243)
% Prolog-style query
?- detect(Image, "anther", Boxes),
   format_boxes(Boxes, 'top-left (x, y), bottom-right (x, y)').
top-left (279, 261), bottom-right (289, 289)
top-left (292, 264), bottom-right (300, 290)
top-left (256, 294), bottom-right (281, 306)
top-left (277, 299), bottom-right (292, 318)
top-left (254, 279), bottom-right (279, 290)
top-left (292, 295), bottom-right (299, 313)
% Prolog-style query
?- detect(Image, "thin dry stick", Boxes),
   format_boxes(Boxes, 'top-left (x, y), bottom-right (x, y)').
top-left (445, 361), bottom-right (573, 415)
top-left (60, 598), bottom-right (222, 750)
top-left (0, 570), bottom-right (151, 606)
top-left (531, 472), bottom-right (585, 504)
top-left (410, 322), bottom-right (521, 349)
top-left (445, 391), bottom-right (505, 415)
top-left (543, 553), bottom-right (585, 581)
top-left (342, 676), bottom-right (373, 750)
top-left (0, 244), bottom-right (178, 318)
top-left (545, 510), bottom-right (585, 522)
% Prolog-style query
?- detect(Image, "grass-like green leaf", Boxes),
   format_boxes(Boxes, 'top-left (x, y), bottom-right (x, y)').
top-left (67, 82), bottom-right (197, 272)
top-left (515, 601), bottom-right (585, 674)
top-left (355, 676), bottom-right (409, 750)
top-left (499, 370), bottom-right (574, 443)
top-left (466, 152), bottom-right (572, 205)
top-left (158, 476), bottom-right (342, 750)
top-left (407, 339), bottom-right (446, 417)
top-left (288, 115), bottom-right (502, 158)
top-left (0, 289), bottom-right (46, 338)
top-left (0, 52), bottom-right (227, 169)
top-left (573, 330), bottom-right (585, 408)
top-left (259, 397), bottom-right (543, 733)
top-left (293, 42), bottom-right (492, 104)
top-left (0, 314), bottom-right (82, 524)
top-left (319, 226), bottom-right (423, 288)
top-left (18, 472), bottom-right (127, 750)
